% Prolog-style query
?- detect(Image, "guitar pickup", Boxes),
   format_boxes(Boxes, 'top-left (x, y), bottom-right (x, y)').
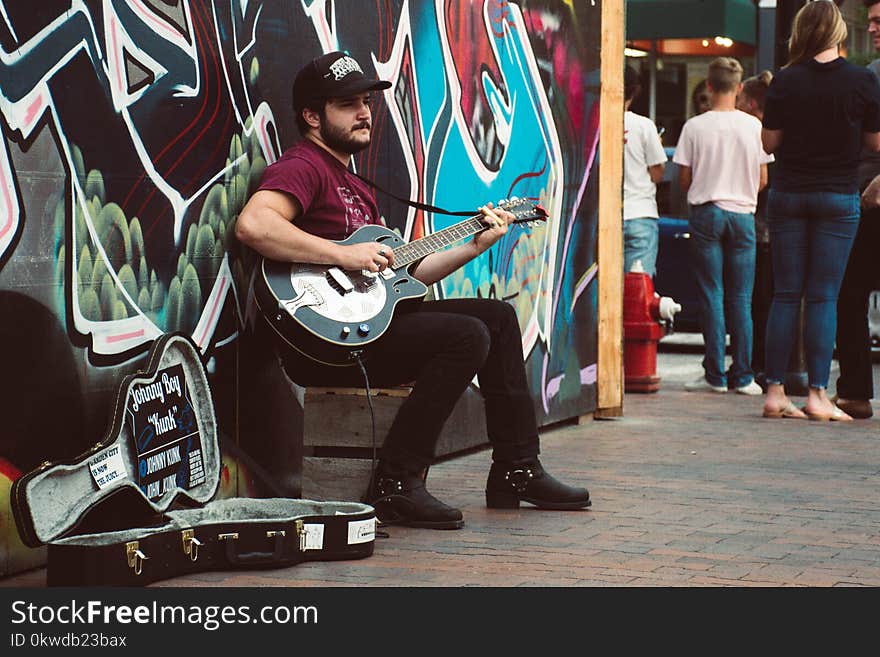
top-left (326, 267), bottom-right (355, 295)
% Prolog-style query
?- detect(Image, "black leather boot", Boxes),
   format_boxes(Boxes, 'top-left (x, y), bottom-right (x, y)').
top-left (364, 462), bottom-right (464, 530)
top-left (485, 458), bottom-right (591, 510)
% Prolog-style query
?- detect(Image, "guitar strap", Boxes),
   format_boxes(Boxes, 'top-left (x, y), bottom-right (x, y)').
top-left (350, 170), bottom-right (478, 217)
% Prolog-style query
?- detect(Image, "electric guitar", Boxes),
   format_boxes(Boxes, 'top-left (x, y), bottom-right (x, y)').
top-left (254, 198), bottom-right (547, 366)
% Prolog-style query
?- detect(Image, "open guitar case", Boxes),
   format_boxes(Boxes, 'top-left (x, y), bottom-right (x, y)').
top-left (11, 332), bottom-right (376, 586)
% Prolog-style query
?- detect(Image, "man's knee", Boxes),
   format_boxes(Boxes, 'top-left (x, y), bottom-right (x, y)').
top-left (486, 299), bottom-right (522, 339)
top-left (494, 297), bottom-right (519, 323)
top-left (463, 297), bottom-right (517, 325)
top-left (460, 319), bottom-right (491, 365)
top-left (446, 299), bottom-right (520, 359)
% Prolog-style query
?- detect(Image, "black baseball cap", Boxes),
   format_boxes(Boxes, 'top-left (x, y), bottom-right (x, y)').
top-left (293, 51), bottom-right (391, 112)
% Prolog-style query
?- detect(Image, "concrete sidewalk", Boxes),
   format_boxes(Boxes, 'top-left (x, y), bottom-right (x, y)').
top-left (5, 343), bottom-right (880, 587)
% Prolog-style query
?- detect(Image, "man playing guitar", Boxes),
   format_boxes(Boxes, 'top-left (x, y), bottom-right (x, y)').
top-left (235, 51), bottom-right (591, 529)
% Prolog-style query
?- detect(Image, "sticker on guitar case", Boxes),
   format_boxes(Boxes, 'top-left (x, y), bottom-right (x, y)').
top-left (88, 444), bottom-right (128, 489)
top-left (301, 523), bottom-right (325, 551)
top-left (127, 363), bottom-right (206, 500)
top-left (347, 518), bottom-right (376, 544)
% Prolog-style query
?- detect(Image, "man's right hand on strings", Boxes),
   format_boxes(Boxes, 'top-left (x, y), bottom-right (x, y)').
top-left (335, 241), bottom-right (395, 272)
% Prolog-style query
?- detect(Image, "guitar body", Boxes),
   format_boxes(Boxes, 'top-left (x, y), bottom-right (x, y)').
top-left (255, 224), bottom-right (428, 366)
top-left (254, 199), bottom-right (546, 367)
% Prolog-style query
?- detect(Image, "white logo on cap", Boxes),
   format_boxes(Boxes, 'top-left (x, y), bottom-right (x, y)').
top-left (328, 55), bottom-right (363, 80)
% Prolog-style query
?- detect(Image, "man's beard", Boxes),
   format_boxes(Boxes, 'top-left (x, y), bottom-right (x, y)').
top-left (319, 121), bottom-right (371, 155)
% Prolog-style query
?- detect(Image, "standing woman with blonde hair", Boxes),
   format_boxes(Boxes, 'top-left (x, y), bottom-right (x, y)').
top-left (761, 0), bottom-right (880, 420)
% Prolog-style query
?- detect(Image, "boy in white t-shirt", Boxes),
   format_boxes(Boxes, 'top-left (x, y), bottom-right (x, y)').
top-left (673, 57), bottom-right (773, 396)
top-left (623, 66), bottom-right (667, 276)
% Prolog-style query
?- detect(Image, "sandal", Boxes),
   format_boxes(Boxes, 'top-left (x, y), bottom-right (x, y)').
top-left (762, 401), bottom-right (807, 419)
top-left (802, 405), bottom-right (853, 422)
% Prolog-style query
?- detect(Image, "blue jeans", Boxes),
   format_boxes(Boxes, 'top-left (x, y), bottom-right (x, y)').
top-left (765, 190), bottom-right (860, 389)
top-left (689, 202), bottom-right (756, 388)
top-left (624, 217), bottom-right (659, 276)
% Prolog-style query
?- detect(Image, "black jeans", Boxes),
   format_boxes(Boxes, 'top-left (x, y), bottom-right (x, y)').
top-left (280, 298), bottom-right (540, 472)
top-left (835, 206), bottom-right (880, 400)
top-left (751, 241), bottom-right (773, 374)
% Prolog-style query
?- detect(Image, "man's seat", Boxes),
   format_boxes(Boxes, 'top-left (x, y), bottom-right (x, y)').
top-left (301, 384), bottom-right (490, 502)
top-left (302, 385), bottom-right (413, 501)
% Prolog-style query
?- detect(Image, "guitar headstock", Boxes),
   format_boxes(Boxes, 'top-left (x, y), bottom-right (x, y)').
top-left (496, 197), bottom-right (548, 227)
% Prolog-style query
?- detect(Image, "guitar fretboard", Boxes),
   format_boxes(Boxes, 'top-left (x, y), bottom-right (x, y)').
top-left (391, 216), bottom-right (489, 268)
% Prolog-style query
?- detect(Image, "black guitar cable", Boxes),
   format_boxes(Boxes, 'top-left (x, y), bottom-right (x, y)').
top-left (351, 350), bottom-right (390, 538)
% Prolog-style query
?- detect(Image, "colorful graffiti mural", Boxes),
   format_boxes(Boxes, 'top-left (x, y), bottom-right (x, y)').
top-left (0, 0), bottom-right (601, 577)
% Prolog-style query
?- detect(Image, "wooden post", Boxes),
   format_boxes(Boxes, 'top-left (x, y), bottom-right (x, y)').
top-left (596, 0), bottom-right (625, 418)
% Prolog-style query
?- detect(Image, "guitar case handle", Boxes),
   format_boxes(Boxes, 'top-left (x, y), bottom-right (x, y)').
top-left (220, 531), bottom-right (286, 566)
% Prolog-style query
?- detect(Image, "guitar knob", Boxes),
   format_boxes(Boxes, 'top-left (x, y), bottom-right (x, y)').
top-left (358, 323), bottom-right (371, 336)
top-left (341, 326), bottom-right (351, 338)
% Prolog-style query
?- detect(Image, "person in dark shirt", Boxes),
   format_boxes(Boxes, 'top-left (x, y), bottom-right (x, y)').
top-left (691, 79), bottom-right (710, 117)
top-left (235, 51), bottom-right (591, 530)
top-left (761, 0), bottom-right (880, 421)
top-left (737, 71), bottom-right (774, 387)
top-left (833, 0), bottom-right (880, 420)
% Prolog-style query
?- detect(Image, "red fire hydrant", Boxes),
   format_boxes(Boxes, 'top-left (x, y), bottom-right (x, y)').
top-left (623, 262), bottom-right (681, 393)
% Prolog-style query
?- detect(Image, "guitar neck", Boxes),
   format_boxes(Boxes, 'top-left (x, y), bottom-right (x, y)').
top-left (391, 215), bottom-right (489, 268)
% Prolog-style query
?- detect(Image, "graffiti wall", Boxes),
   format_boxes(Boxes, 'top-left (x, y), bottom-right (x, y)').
top-left (0, 0), bottom-right (602, 576)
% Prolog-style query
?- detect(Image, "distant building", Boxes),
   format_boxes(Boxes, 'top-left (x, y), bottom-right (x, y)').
top-left (625, 0), bottom-right (758, 145)
top-left (626, 0), bottom-right (876, 146)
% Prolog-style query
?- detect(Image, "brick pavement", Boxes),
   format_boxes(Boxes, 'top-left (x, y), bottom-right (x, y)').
top-left (4, 369), bottom-right (879, 588)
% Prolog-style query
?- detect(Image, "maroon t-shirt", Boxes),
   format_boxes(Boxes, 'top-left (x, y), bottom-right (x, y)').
top-left (258, 139), bottom-right (382, 240)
